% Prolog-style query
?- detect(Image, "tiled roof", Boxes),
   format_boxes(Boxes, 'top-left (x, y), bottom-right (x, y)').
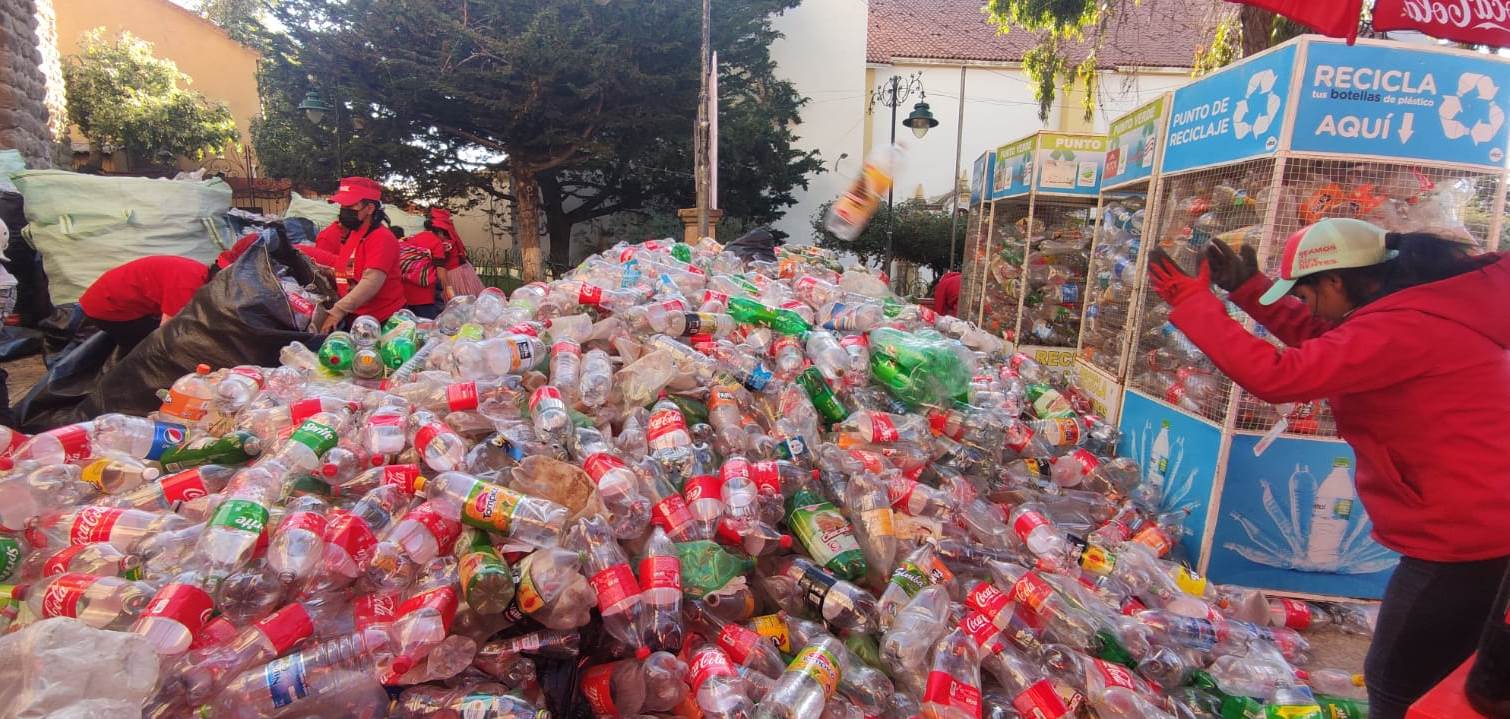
top-left (867, 0), bottom-right (1219, 68)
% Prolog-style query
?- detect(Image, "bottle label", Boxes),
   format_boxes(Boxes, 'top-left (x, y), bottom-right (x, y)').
top-left (1280, 598), bottom-right (1312, 631)
top-left (1041, 418), bottom-right (1081, 446)
top-left (462, 482), bottom-right (523, 534)
top-left (1013, 572), bottom-right (1055, 613)
top-left (1079, 545), bottom-right (1117, 576)
top-left (961, 610), bottom-right (1004, 654)
top-left (352, 592), bottom-right (399, 629)
top-left (651, 494), bottom-right (696, 537)
top-left (51, 424), bottom-right (93, 463)
top-left (751, 613), bottom-right (791, 653)
top-left (413, 422), bottom-right (448, 453)
top-left (159, 469), bottom-right (210, 508)
top-left (889, 560), bottom-right (930, 596)
top-left (515, 560), bottom-right (546, 615)
top-left (146, 422), bottom-right (187, 460)
top-left (382, 464), bottom-right (421, 493)
top-left (0, 536), bottom-right (20, 581)
top-left (80, 459), bottom-right (115, 490)
top-left (1132, 525), bottom-right (1174, 557)
top-left (683, 474), bottom-right (723, 504)
top-left (447, 382), bottom-right (480, 411)
top-left (142, 582), bottom-right (215, 635)
top-left (211, 499), bottom-right (270, 536)
top-left (787, 501), bottom-right (862, 569)
top-left (40, 573), bottom-right (96, 617)
top-left (189, 615), bottom-right (239, 652)
top-left (860, 507), bottom-right (895, 540)
top-left (716, 622), bottom-right (762, 664)
top-left (1092, 658), bottom-right (1142, 690)
top-left (42, 544), bottom-right (91, 577)
top-left (528, 386), bottom-right (563, 413)
top-left (69, 506), bottom-right (124, 546)
top-left (396, 586), bottom-right (460, 631)
top-left (790, 645), bottom-right (842, 698)
top-left (869, 414), bottom-right (900, 443)
top-left (582, 453), bottom-right (628, 484)
top-left (407, 504), bottom-right (462, 555)
top-left (748, 461), bottom-right (782, 495)
top-left (589, 564), bottom-right (640, 612)
top-left (1012, 511), bottom-right (1050, 543)
top-left (638, 555), bottom-right (681, 592)
top-left (646, 407), bottom-right (689, 449)
top-left (279, 510), bottom-right (327, 538)
top-left (459, 547), bottom-right (510, 605)
top-left (324, 511), bottom-right (379, 566)
top-left (1269, 707), bottom-right (1325, 719)
top-left (579, 662), bottom-right (619, 717)
top-left (924, 670), bottom-right (983, 715)
top-left (160, 388), bottom-right (209, 422)
top-left (1012, 679), bottom-right (1071, 719)
top-left (885, 477), bottom-right (918, 512)
top-left (263, 654), bottom-right (309, 708)
top-left (288, 398), bottom-right (329, 424)
top-left (577, 284), bottom-right (604, 306)
top-left (966, 581), bottom-right (1013, 623)
top-left (1174, 566), bottom-right (1208, 597)
top-left (688, 648), bottom-right (737, 692)
top-left (255, 604), bottom-right (313, 655)
top-left (288, 420), bottom-right (338, 457)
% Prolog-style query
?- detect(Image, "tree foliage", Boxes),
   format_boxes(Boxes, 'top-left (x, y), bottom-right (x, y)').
top-left (193, 0), bottom-right (273, 49)
top-left (258, 0), bottom-right (820, 279)
top-left (811, 199), bottom-right (964, 280)
top-left (63, 29), bottom-right (239, 167)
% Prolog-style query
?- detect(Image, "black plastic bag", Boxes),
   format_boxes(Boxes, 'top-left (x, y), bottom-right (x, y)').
top-left (0, 326), bottom-right (43, 362)
top-left (11, 332), bottom-right (111, 432)
top-left (37, 304), bottom-right (95, 361)
top-left (722, 227), bottom-right (784, 263)
top-left (75, 234), bottom-right (327, 419)
top-left (0, 190), bottom-right (54, 327)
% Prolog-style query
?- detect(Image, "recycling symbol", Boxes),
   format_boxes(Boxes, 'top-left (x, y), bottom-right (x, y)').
top-left (1233, 69), bottom-right (1281, 140)
top-left (1439, 72), bottom-right (1505, 147)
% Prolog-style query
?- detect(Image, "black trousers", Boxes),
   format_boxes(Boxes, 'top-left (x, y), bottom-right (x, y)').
top-left (91, 315), bottom-right (160, 359)
top-left (1365, 554), bottom-right (1510, 719)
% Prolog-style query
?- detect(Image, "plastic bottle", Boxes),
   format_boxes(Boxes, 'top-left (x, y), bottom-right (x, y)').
top-left (1306, 458), bottom-right (1355, 567)
top-left (13, 572), bottom-right (154, 630)
top-left (0, 463), bottom-right (95, 533)
top-left (528, 385), bottom-right (572, 448)
top-left (195, 629), bottom-right (394, 718)
top-left (639, 527), bottom-right (683, 652)
top-left (91, 413), bottom-right (186, 461)
top-left (569, 515), bottom-right (646, 653)
top-left (24, 505), bottom-right (187, 553)
top-left (267, 496), bottom-right (328, 584)
top-left (132, 572), bottom-right (219, 655)
top-left (408, 411), bottom-right (468, 472)
top-left (824, 144), bottom-right (901, 241)
top-left (920, 627), bottom-right (984, 719)
top-left (158, 364), bottom-right (216, 427)
top-left (752, 634), bottom-right (847, 719)
top-left (166, 602), bottom-right (316, 705)
top-left (415, 472), bottom-right (566, 549)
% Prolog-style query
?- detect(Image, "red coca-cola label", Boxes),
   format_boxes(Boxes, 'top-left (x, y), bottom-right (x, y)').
top-left (965, 581), bottom-right (1012, 621)
top-left (1012, 679), bottom-right (1070, 719)
top-left (886, 477), bottom-right (917, 510)
top-left (582, 453), bottom-right (628, 483)
top-left (1092, 658), bottom-right (1142, 691)
top-left (324, 510), bottom-right (378, 566)
top-left (396, 585), bottom-right (460, 632)
top-left (40, 573), bottom-right (95, 617)
top-left (651, 495), bottom-right (696, 536)
top-left (590, 564), bottom-right (640, 612)
top-left (703, 289), bottom-right (729, 305)
top-left (961, 610), bottom-right (1003, 654)
top-left (917, 306), bottom-right (938, 323)
top-left (279, 510), bottom-right (327, 538)
top-left (189, 615), bottom-right (239, 651)
top-left (646, 408), bottom-right (687, 443)
top-left (70, 507), bottom-right (123, 546)
top-left (529, 386), bottom-right (562, 412)
top-left (383, 464), bottom-right (421, 493)
top-left (353, 592), bottom-right (400, 629)
top-left (1280, 598), bottom-right (1312, 631)
top-left (869, 414), bottom-right (900, 443)
top-left (413, 422), bottom-right (447, 452)
top-left (683, 474), bottom-right (723, 504)
top-left (748, 461), bottom-right (782, 495)
top-left (406, 503), bottom-right (461, 555)
top-left (1013, 572), bottom-right (1055, 613)
top-left (42, 544), bottom-right (89, 577)
top-left (580, 662), bottom-right (619, 717)
top-left (638, 555), bottom-right (681, 592)
top-left (446, 382), bottom-right (479, 411)
top-left (287, 291), bottom-right (315, 316)
top-left (51, 425), bottom-right (92, 463)
top-left (688, 648), bottom-right (736, 692)
top-left (159, 469), bottom-right (210, 506)
top-left (230, 366), bottom-right (266, 387)
top-left (141, 583), bottom-right (216, 636)
top-left (255, 603), bottom-right (314, 654)
top-left (1012, 511), bottom-right (1050, 543)
top-left (716, 622), bottom-right (762, 664)
top-left (1120, 596), bottom-right (1148, 616)
top-left (924, 670), bottom-right (983, 715)
top-left (719, 456), bottom-right (750, 484)
top-left (289, 398), bottom-right (329, 424)
top-left (578, 284), bottom-right (604, 306)
top-left (1067, 448), bottom-right (1099, 477)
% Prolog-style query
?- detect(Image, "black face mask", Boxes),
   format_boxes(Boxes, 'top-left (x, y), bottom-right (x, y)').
top-left (338, 208), bottom-right (362, 230)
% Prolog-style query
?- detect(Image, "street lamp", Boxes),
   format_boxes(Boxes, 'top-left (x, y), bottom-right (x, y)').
top-left (871, 72), bottom-right (934, 283)
top-left (296, 89), bottom-right (343, 178)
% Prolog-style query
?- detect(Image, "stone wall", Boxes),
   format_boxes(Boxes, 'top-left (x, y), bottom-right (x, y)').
top-left (0, 0), bottom-right (62, 168)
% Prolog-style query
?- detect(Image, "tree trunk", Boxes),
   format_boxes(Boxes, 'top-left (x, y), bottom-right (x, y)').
top-left (537, 171), bottom-right (576, 271)
top-left (1239, 6), bottom-right (1273, 58)
top-left (510, 165), bottom-right (545, 282)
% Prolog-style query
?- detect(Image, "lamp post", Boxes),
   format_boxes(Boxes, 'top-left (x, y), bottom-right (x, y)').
top-left (871, 72), bottom-right (936, 282)
top-left (297, 89), bottom-right (341, 179)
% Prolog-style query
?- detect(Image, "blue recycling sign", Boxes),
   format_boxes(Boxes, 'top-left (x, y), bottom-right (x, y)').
top-left (1291, 41), bottom-right (1510, 169)
top-left (1162, 43), bottom-right (1297, 174)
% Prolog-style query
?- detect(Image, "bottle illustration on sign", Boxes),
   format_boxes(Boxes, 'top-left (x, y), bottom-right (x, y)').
top-left (1145, 420), bottom-right (1171, 496)
top-left (1128, 419), bottom-right (1198, 522)
top-left (1224, 460), bottom-right (1397, 574)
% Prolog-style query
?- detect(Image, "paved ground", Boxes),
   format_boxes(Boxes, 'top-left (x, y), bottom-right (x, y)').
top-left (4, 353), bottom-right (45, 405)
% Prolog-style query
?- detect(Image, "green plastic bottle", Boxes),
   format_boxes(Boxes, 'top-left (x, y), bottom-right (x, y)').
top-left (727, 296), bottom-right (811, 336)
top-left (1314, 695), bottom-right (1368, 719)
top-left (379, 319), bottom-right (419, 369)
top-left (158, 431), bottom-right (263, 472)
top-left (318, 331), bottom-right (356, 372)
top-left (797, 367), bottom-right (850, 424)
top-left (671, 242), bottom-right (693, 263)
top-left (784, 484), bottom-right (867, 581)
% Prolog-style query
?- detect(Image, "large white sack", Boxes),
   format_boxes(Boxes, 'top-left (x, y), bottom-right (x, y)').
top-left (0, 617), bottom-right (160, 718)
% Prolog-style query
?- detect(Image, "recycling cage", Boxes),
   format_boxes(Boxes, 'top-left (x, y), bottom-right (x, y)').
top-left (1116, 35), bottom-right (1509, 600)
top-left (1073, 94), bottom-right (1174, 424)
top-left (961, 130), bottom-right (1107, 376)
top-left (958, 150), bottom-right (995, 324)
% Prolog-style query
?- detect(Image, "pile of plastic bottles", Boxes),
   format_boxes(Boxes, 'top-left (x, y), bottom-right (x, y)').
top-left (977, 211), bottom-right (1091, 349)
top-left (1080, 198), bottom-right (1144, 372)
top-left (0, 237), bottom-right (1375, 719)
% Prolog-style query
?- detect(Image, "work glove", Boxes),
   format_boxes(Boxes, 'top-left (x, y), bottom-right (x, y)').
top-left (1148, 249), bottom-right (1212, 307)
top-left (1204, 238), bottom-right (1259, 292)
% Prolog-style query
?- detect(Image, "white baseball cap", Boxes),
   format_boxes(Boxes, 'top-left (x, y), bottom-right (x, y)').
top-left (1259, 218), bottom-right (1392, 305)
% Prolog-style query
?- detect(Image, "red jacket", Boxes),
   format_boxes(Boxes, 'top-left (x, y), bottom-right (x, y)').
top-left (80, 256), bottom-right (210, 322)
top-left (400, 230), bottom-right (447, 306)
top-left (299, 221), bottom-right (406, 321)
top-left (933, 271), bottom-right (961, 317)
top-left (1169, 253), bottom-right (1510, 562)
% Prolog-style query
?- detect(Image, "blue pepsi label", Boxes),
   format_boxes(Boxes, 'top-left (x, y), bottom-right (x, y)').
top-left (148, 422), bottom-right (187, 460)
top-left (264, 653), bottom-right (308, 708)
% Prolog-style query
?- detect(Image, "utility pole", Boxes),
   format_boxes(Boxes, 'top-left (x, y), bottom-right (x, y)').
top-left (947, 66), bottom-right (966, 270)
top-left (695, 0), bottom-right (711, 238)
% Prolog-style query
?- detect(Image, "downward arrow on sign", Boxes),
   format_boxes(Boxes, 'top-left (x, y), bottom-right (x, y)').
top-left (1399, 112), bottom-right (1415, 143)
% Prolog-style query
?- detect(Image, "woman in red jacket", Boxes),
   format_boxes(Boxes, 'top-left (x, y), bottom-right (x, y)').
top-left (1148, 218), bottom-right (1510, 718)
top-left (296, 177), bottom-right (406, 331)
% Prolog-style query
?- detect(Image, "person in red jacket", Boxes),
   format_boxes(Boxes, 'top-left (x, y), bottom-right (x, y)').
top-left (932, 270), bottom-right (961, 317)
top-left (401, 212), bottom-right (452, 317)
top-left (1147, 217), bottom-right (1510, 719)
top-left (296, 177), bottom-right (405, 331)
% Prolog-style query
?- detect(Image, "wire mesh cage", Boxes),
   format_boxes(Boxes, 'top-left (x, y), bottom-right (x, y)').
top-left (958, 201), bottom-right (989, 321)
top-left (1080, 188), bottom-right (1151, 377)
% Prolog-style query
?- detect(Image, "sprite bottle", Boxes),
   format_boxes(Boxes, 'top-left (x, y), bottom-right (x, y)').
top-left (158, 430), bottom-right (262, 472)
top-left (379, 319), bottom-right (419, 369)
top-left (797, 367), bottom-right (850, 424)
top-left (318, 332), bottom-right (356, 372)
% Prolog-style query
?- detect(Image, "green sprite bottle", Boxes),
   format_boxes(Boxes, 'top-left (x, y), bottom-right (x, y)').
top-left (379, 319), bottom-right (419, 369)
top-left (318, 331), bottom-right (356, 372)
top-left (158, 430), bottom-right (262, 472)
top-left (797, 367), bottom-right (850, 424)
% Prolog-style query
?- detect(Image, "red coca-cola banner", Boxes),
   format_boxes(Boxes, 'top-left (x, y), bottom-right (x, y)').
top-left (1373, 0), bottom-right (1510, 47)
top-left (1225, 0), bottom-right (1363, 41)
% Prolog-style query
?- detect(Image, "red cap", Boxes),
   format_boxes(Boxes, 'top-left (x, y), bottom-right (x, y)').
top-left (329, 177), bottom-right (383, 206)
top-left (217, 233), bottom-right (260, 269)
top-left (778, 534), bottom-right (794, 550)
top-left (635, 645), bottom-right (652, 660)
top-left (321, 463), bottom-right (338, 478)
top-left (255, 603), bottom-right (315, 654)
top-left (428, 208), bottom-right (456, 233)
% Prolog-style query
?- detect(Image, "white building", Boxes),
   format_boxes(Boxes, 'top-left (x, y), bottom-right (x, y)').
top-left (769, 0), bottom-right (1217, 243)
